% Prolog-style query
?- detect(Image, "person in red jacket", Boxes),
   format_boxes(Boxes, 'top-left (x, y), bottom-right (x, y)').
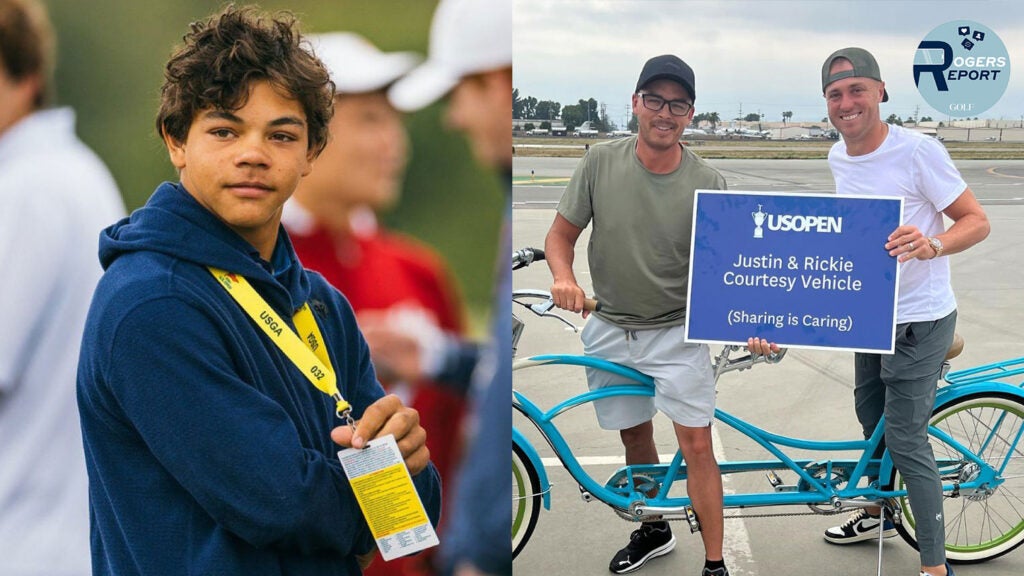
top-left (284, 32), bottom-right (468, 576)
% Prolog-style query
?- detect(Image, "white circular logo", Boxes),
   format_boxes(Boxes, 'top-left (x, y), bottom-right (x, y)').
top-left (913, 20), bottom-right (1010, 118)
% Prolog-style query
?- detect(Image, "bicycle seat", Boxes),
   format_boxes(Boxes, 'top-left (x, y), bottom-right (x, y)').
top-left (945, 332), bottom-right (964, 361)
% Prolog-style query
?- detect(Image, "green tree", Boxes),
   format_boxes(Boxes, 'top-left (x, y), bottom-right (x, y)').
top-left (539, 121), bottom-right (551, 130)
top-left (743, 112), bottom-right (761, 122)
top-left (580, 98), bottom-right (599, 126)
top-left (535, 100), bottom-right (561, 122)
top-left (512, 88), bottom-right (522, 118)
top-left (708, 112), bottom-right (720, 132)
top-left (561, 104), bottom-right (583, 132)
top-left (886, 113), bottom-right (903, 126)
top-left (921, 116), bottom-right (933, 122)
top-left (518, 95), bottom-right (538, 119)
top-left (561, 98), bottom-right (602, 131)
top-left (627, 113), bottom-right (638, 132)
top-left (523, 122), bottom-right (535, 132)
top-left (782, 111), bottom-right (793, 125)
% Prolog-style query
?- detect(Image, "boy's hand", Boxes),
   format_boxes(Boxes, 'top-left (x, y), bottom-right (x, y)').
top-left (331, 395), bottom-right (430, 476)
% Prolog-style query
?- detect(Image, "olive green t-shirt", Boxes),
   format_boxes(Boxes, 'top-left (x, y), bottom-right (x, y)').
top-left (557, 136), bottom-right (726, 329)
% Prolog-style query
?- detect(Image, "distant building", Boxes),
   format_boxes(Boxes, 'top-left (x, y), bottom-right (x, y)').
top-left (513, 118), bottom-right (565, 134)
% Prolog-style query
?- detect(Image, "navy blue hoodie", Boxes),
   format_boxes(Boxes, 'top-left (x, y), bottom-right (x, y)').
top-left (77, 182), bottom-right (441, 575)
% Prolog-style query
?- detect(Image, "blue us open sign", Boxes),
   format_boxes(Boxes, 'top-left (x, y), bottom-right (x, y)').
top-left (685, 191), bottom-right (902, 353)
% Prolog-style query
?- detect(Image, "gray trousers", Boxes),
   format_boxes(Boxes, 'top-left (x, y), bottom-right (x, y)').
top-left (854, 310), bottom-right (956, 567)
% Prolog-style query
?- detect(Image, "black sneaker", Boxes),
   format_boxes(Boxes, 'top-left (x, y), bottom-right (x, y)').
top-left (701, 567), bottom-right (730, 576)
top-left (609, 522), bottom-right (676, 574)
top-left (823, 508), bottom-right (897, 544)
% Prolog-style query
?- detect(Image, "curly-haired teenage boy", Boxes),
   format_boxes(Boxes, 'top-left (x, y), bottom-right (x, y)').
top-left (76, 6), bottom-right (440, 575)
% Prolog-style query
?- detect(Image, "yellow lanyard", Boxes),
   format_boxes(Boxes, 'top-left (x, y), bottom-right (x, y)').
top-left (208, 267), bottom-right (352, 423)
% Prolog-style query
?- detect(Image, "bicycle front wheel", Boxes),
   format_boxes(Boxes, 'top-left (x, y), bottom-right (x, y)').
top-left (891, 391), bottom-right (1024, 563)
top-left (513, 442), bottom-right (542, 558)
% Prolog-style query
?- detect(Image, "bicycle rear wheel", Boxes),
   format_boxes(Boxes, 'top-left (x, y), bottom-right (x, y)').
top-left (891, 391), bottom-right (1024, 563)
top-left (513, 442), bottom-right (542, 558)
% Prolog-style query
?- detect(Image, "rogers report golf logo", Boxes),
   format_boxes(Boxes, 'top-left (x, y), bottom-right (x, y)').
top-left (914, 20), bottom-right (1010, 118)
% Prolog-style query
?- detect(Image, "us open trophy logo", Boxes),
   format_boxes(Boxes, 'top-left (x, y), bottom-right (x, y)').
top-left (752, 204), bottom-right (767, 238)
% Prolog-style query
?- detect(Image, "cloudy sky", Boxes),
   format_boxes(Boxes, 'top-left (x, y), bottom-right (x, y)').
top-left (514, 0), bottom-right (1024, 126)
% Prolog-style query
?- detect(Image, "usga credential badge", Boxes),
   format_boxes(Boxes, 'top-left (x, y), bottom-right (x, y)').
top-left (914, 20), bottom-right (1010, 118)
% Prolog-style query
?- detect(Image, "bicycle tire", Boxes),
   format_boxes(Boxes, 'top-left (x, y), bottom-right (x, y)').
top-left (890, 391), bottom-right (1024, 563)
top-left (513, 442), bottom-right (542, 559)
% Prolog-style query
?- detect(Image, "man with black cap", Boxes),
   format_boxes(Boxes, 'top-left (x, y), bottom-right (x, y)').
top-left (546, 54), bottom-right (729, 576)
top-left (753, 47), bottom-right (989, 576)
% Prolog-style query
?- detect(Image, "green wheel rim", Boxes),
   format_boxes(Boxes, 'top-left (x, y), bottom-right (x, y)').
top-left (512, 456), bottom-right (528, 538)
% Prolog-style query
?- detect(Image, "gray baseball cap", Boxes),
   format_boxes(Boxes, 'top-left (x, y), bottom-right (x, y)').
top-left (821, 47), bottom-right (889, 102)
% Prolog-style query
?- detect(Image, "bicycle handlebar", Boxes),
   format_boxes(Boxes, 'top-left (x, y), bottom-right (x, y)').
top-left (513, 247), bottom-right (601, 313)
top-left (513, 247), bottom-right (545, 270)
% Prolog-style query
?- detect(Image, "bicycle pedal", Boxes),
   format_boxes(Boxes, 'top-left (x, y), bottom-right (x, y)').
top-left (684, 505), bottom-right (701, 534)
top-left (765, 471), bottom-right (797, 492)
top-left (881, 499), bottom-right (902, 522)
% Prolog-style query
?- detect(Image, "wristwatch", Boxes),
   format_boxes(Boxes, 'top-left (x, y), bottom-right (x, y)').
top-left (927, 236), bottom-right (944, 258)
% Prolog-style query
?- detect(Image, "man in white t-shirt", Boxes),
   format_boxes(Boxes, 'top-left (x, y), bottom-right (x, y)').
top-left (752, 47), bottom-right (989, 576)
top-left (0, 1), bottom-right (125, 573)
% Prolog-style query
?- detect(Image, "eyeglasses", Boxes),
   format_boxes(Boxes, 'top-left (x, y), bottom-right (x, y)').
top-left (637, 92), bottom-right (692, 116)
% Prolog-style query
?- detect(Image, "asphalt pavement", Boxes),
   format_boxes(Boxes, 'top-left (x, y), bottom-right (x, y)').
top-left (511, 157), bottom-right (1024, 576)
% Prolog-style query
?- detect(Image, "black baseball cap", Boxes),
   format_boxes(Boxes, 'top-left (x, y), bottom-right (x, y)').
top-left (821, 47), bottom-right (889, 102)
top-left (635, 54), bottom-right (696, 101)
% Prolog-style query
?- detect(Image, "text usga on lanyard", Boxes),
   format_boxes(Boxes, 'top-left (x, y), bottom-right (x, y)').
top-left (208, 267), bottom-right (354, 428)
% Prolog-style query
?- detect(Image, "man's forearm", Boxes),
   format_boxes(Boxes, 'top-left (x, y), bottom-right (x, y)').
top-left (544, 232), bottom-right (578, 284)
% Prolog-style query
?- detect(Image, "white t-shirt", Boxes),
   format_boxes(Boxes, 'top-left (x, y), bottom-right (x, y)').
top-left (0, 108), bottom-right (125, 574)
top-left (828, 124), bottom-right (966, 323)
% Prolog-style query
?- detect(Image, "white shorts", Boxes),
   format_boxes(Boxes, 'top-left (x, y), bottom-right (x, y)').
top-left (581, 315), bottom-right (716, 429)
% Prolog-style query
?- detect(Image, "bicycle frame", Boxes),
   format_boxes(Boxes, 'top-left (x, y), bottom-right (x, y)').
top-left (513, 351), bottom-right (1012, 520)
top-left (512, 248), bottom-right (1024, 564)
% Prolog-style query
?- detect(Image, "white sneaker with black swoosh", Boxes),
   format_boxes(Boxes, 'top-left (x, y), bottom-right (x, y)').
top-left (824, 508), bottom-right (897, 544)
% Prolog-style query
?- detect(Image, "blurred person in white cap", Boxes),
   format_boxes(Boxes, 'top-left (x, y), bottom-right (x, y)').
top-left (285, 31), bottom-right (475, 576)
top-left (389, 1), bottom-right (512, 575)
top-left (389, 0), bottom-right (512, 172)
top-left (0, 0), bottom-right (124, 573)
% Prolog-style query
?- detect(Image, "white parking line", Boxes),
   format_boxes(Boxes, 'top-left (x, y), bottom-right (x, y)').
top-left (714, 425), bottom-right (757, 575)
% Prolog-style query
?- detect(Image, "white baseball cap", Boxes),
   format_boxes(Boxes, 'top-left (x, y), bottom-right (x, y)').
top-left (309, 32), bottom-right (421, 95)
top-left (388, 0), bottom-right (512, 112)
